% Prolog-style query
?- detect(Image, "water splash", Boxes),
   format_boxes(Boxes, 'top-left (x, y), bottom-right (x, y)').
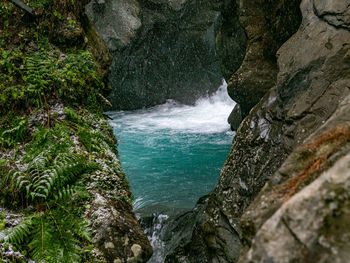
top-left (143, 214), bottom-right (168, 263)
top-left (108, 81), bottom-right (235, 134)
top-left (107, 80), bottom-right (235, 210)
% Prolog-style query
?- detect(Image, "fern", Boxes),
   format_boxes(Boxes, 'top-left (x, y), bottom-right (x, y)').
top-left (0, 117), bottom-right (28, 148)
top-left (28, 205), bottom-right (91, 263)
top-left (78, 127), bottom-right (114, 153)
top-left (12, 154), bottom-right (99, 201)
top-left (0, 198), bottom-right (92, 263)
top-left (0, 104), bottom-right (116, 262)
top-left (54, 185), bottom-right (78, 201)
top-left (0, 217), bottom-right (33, 245)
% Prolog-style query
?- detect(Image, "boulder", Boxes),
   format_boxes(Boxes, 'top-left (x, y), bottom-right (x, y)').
top-left (244, 152), bottom-right (350, 263)
top-left (239, 95), bottom-right (350, 263)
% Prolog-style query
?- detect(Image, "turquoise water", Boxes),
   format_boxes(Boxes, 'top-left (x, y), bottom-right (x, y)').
top-left (108, 82), bottom-right (235, 209)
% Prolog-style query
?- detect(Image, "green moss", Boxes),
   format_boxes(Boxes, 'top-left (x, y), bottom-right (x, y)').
top-left (26, 0), bottom-right (50, 9)
top-left (0, 47), bottom-right (104, 116)
top-left (0, 1), bottom-right (129, 261)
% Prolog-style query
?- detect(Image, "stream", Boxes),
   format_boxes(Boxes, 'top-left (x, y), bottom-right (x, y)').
top-left (107, 81), bottom-right (235, 261)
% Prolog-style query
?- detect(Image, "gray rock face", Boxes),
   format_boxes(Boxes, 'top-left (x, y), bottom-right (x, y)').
top-left (313, 0), bottom-right (350, 29)
top-left (216, 0), bottom-right (302, 116)
top-left (164, 0), bottom-right (350, 261)
top-left (215, 1), bottom-right (247, 82)
top-left (86, 0), bottom-right (223, 110)
top-left (239, 94), bottom-right (350, 263)
top-left (85, 0), bottom-right (142, 52)
top-left (245, 153), bottom-right (350, 263)
top-left (227, 103), bottom-right (242, 131)
top-left (88, 192), bottom-right (152, 263)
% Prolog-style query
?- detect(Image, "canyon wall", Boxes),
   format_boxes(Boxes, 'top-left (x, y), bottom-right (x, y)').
top-left (0, 1), bottom-right (152, 262)
top-left (86, 0), bottom-right (223, 110)
top-left (164, 0), bottom-right (350, 262)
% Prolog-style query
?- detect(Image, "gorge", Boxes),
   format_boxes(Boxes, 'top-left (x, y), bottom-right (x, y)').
top-left (0, 0), bottom-right (350, 262)
top-left (107, 81), bottom-right (234, 210)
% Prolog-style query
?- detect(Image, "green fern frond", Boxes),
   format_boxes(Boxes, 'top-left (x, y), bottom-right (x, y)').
top-left (0, 217), bottom-right (33, 245)
top-left (54, 185), bottom-right (77, 201)
top-left (27, 151), bottom-right (51, 170)
top-left (28, 207), bottom-right (89, 263)
top-left (10, 149), bottom-right (99, 202)
top-left (72, 218), bottom-right (92, 243)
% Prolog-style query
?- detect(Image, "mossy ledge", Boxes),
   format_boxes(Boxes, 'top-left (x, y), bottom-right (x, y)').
top-left (0, 1), bottom-right (152, 262)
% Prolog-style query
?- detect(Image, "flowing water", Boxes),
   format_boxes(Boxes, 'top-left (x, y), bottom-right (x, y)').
top-left (107, 81), bottom-right (235, 210)
top-left (107, 81), bottom-right (235, 262)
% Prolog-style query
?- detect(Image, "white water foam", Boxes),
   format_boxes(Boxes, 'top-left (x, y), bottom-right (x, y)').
top-left (108, 81), bottom-right (236, 262)
top-left (108, 80), bottom-right (235, 134)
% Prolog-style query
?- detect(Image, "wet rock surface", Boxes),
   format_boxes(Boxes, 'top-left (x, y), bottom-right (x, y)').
top-left (86, 0), bottom-right (223, 110)
top-left (88, 192), bottom-right (152, 263)
top-left (216, 0), bottom-right (302, 116)
top-left (164, 0), bottom-right (350, 261)
top-left (227, 103), bottom-right (242, 131)
top-left (135, 205), bottom-right (190, 263)
top-left (244, 153), bottom-right (350, 263)
top-left (239, 95), bottom-right (350, 263)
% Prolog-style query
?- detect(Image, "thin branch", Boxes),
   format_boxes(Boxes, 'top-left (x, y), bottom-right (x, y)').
top-left (8, 0), bottom-right (36, 16)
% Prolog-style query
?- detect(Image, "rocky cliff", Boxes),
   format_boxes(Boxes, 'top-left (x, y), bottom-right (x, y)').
top-left (85, 0), bottom-right (223, 110)
top-left (164, 0), bottom-right (350, 262)
top-left (3, 0), bottom-right (349, 262)
top-left (0, 1), bottom-right (151, 262)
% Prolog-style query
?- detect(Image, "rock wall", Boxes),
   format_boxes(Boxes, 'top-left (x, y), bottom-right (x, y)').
top-left (216, 0), bottom-right (302, 123)
top-left (0, 1), bottom-right (152, 262)
top-left (86, 0), bottom-right (223, 110)
top-left (164, 0), bottom-right (350, 262)
top-left (239, 96), bottom-right (350, 263)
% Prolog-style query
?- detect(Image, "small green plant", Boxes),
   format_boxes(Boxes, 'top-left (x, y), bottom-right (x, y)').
top-left (0, 2), bottom-right (13, 23)
top-left (0, 202), bottom-right (92, 263)
top-left (0, 213), bottom-right (6, 231)
top-left (0, 48), bottom-right (104, 116)
top-left (27, 0), bottom-right (50, 9)
top-left (52, 10), bottom-right (63, 20)
top-left (0, 117), bottom-right (28, 148)
top-left (0, 118), bottom-right (99, 262)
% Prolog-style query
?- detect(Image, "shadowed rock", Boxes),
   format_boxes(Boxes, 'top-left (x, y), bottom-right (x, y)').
top-left (163, 0), bottom-right (350, 261)
top-left (216, 0), bottom-right (302, 116)
top-left (86, 0), bottom-right (223, 110)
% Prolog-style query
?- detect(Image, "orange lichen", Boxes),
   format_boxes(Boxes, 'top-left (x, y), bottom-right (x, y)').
top-left (303, 125), bottom-right (350, 150)
top-left (276, 124), bottom-right (350, 202)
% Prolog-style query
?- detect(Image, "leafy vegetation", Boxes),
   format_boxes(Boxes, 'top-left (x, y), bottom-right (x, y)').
top-left (0, 115), bottom-right (94, 261)
top-left (0, 201), bottom-right (92, 262)
top-left (26, 0), bottom-right (50, 9)
top-left (0, 109), bottom-right (123, 262)
top-left (0, 47), bottom-right (105, 116)
top-left (0, 117), bottom-right (28, 148)
top-left (0, 0), bottom-right (128, 262)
